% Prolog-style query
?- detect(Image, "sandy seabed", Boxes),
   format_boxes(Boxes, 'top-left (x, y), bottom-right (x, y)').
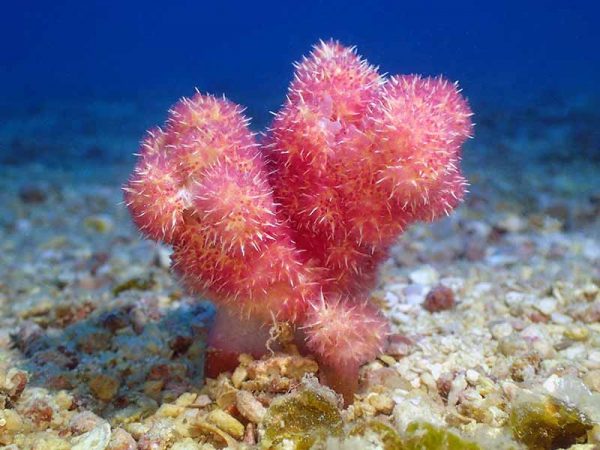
top-left (0, 97), bottom-right (599, 449)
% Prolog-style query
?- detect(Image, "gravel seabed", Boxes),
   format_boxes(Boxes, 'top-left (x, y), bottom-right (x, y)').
top-left (0, 99), bottom-right (599, 449)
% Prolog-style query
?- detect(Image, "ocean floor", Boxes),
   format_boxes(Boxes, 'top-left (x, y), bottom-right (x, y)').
top-left (0, 96), bottom-right (599, 449)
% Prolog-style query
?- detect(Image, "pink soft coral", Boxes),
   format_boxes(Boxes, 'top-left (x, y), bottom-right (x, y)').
top-left (124, 41), bottom-right (472, 402)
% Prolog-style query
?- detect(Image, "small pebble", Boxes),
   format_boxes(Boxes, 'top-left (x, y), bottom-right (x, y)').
top-left (84, 215), bottom-right (114, 234)
top-left (588, 351), bottom-right (600, 368)
top-left (409, 265), bottom-right (439, 285)
top-left (581, 283), bottom-right (599, 301)
top-left (154, 246), bottom-right (172, 269)
top-left (386, 334), bottom-right (413, 358)
top-left (583, 370), bottom-right (600, 392)
top-left (550, 312), bottom-right (572, 324)
top-left (71, 422), bottom-right (112, 450)
top-left (206, 409), bottom-right (244, 439)
top-left (107, 428), bottom-right (137, 450)
top-left (367, 393), bottom-right (395, 414)
top-left (70, 411), bottom-right (104, 435)
top-left (18, 184), bottom-right (47, 203)
top-left (560, 344), bottom-right (587, 361)
top-left (495, 214), bottom-right (526, 233)
top-left (565, 326), bottom-right (589, 341)
top-left (231, 366), bottom-right (248, 389)
top-left (236, 390), bottom-right (266, 423)
top-left (490, 321), bottom-right (513, 340)
top-left (466, 369), bottom-right (480, 384)
top-left (423, 285), bottom-right (455, 313)
top-left (89, 374), bottom-right (120, 401)
top-left (534, 297), bottom-right (557, 315)
top-left (243, 423), bottom-right (256, 445)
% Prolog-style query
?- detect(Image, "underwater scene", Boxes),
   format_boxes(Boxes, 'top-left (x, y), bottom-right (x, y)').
top-left (1, 1), bottom-right (599, 449)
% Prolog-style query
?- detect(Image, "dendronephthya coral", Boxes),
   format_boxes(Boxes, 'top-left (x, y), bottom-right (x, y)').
top-left (124, 40), bottom-right (473, 402)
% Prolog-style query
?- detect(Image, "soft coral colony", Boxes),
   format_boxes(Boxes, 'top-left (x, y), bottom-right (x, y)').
top-left (124, 40), bottom-right (473, 401)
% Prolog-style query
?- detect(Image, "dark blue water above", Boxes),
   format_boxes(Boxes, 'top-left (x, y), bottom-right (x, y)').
top-left (3, 1), bottom-right (599, 102)
top-left (1, 0), bottom-right (599, 166)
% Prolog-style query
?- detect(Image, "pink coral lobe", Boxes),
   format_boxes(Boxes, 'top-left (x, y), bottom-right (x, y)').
top-left (371, 75), bottom-right (473, 221)
top-left (303, 297), bottom-right (389, 366)
top-left (302, 294), bottom-right (389, 401)
top-left (123, 129), bottom-right (186, 244)
top-left (189, 163), bottom-right (278, 255)
top-left (124, 40), bottom-right (472, 402)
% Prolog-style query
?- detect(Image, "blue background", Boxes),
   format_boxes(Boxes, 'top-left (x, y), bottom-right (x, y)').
top-left (2, 1), bottom-right (598, 118)
top-left (1, 0), bottom-right (599, 168)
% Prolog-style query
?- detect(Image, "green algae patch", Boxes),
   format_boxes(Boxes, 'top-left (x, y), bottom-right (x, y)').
top-left (261, 388), bottom-right (343, 449)
top-left (349, 420), bottom-right (480, 450)
top-left (510, 394), bottom-right (593, 450)
top-left (403, 422), bottom-right (481, 450)
top-left (350, 420), bottom-right (404, 449)
top-left (83, 215), bottom-right (114, 234)
top-left (112, 276), bottom-right (155, 296)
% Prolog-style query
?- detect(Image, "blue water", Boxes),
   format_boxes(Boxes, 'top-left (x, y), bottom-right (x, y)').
top-left (1, 0), bottom-right (599, 165)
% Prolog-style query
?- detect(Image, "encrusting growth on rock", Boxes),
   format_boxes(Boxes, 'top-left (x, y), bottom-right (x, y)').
top-left (124, 40), bottom-right (472, 402)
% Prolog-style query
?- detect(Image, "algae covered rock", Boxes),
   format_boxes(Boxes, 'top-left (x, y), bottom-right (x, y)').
top-left (347, 420), bottom-right (481, 450)
top-left (402, 422), bottom-right (481, 450)
top-left (509, 391), bottom-right (593, 449)
top-left (350, 420), bottom-right (404, 449)
top-left (261, 386), bottom-right (343, 449)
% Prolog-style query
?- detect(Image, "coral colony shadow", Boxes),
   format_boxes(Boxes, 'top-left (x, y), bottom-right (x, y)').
top-left (124, 40), bottom-right (473, 403)
top-left (12, 299), bottom-right (214, 418)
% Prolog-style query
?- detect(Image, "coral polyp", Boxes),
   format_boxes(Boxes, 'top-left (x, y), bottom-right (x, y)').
top-left (124, 40), bottom-right (472, 401)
